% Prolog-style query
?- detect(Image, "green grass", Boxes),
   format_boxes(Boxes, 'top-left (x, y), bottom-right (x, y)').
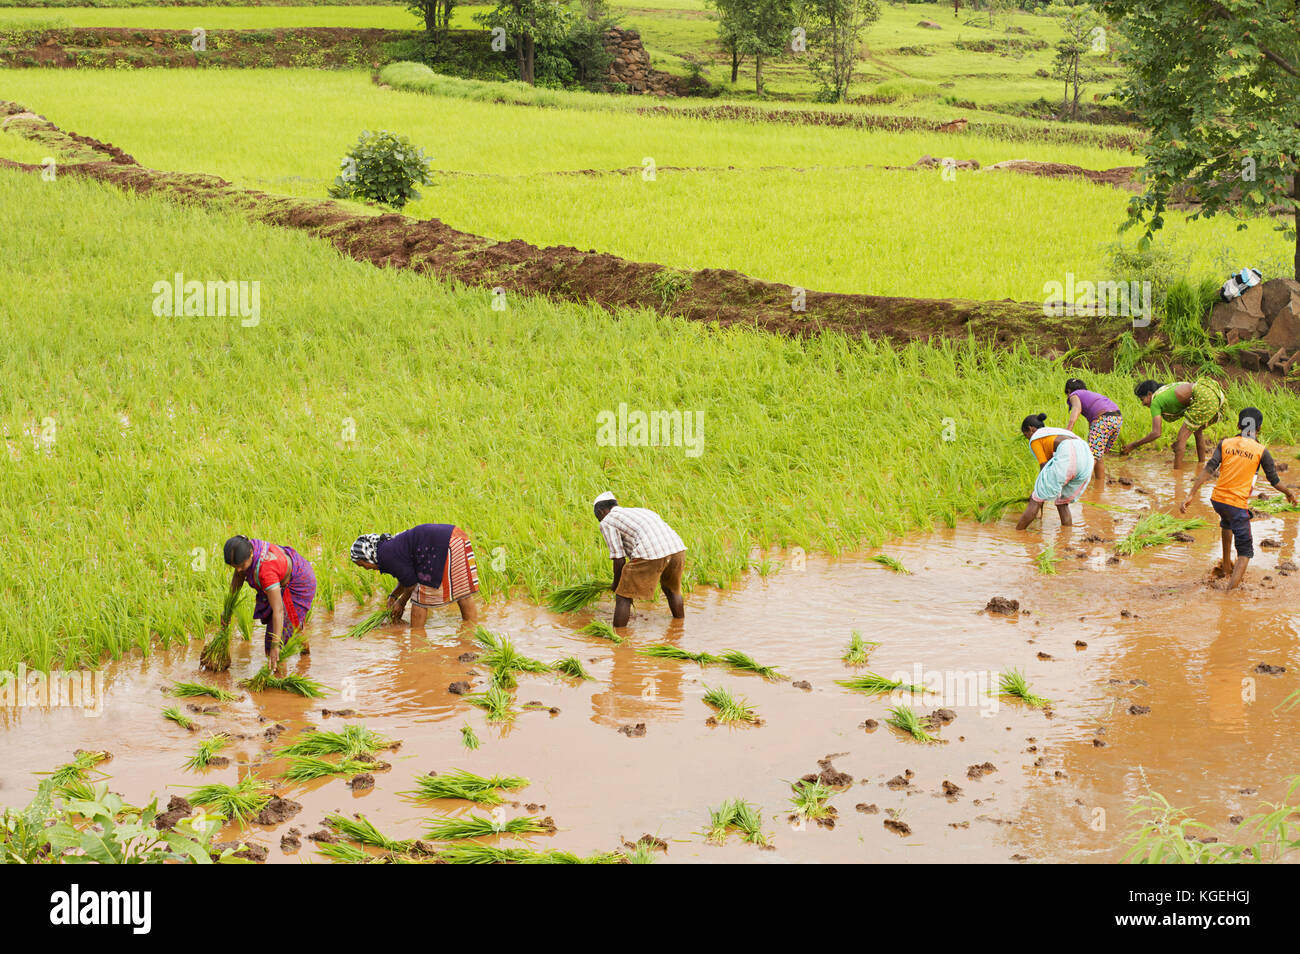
top-left (719, 649), bottom-right (782, 680)
top-left (162, 707), bottom-right (196, 731)
top-left (577, 620), bottom-right (623, 644)
top-left (184, 733), bottom-right (230, 771)
top-left (1114, 514), bottom-right (1207, 556)
top-left (544, 579), bottom-right (608, 613)
top-left (550, 656), bottom-right (593, 680)
top-left (276, 725), bottom-right (393, 758)
top-left (706, 797), bottom-right (768, 846)
top-left (998, 670), bottom-right (1052, 709)
top-left (702, 684), bottom-right (758, 724)
top-left (188, 775), bottom-right (271, 827)
top-left (170, 681), bottom-right (239, 701)
top-left (886, 704), bottom-right (942, 744)
top-left (7, 166), bottom-right (1300, 672)
top-left (836, 673), bottom-right (924, 697)
top-left (424, 813), bottom-right (551, 840)
top-left (870, 554), bottom-right (910, 574)
top-left (405, 769), bottom-right (528, 806)
top-left (842, 631), bottom-right (878, 666)
top-left (637, 644), bottom-right (720, 664)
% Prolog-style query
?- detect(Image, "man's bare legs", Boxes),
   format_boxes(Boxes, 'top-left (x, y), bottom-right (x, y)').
top-left (613, 595), bottom-right (632, 628)
top-left (1056, 503), bottom-right (1072, 527)
top-left (457, 596), bottom-right (479, 623)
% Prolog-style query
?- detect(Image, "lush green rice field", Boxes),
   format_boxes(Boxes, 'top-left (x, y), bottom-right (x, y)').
top-left (0, 4), bottom-right (432, 27)
top-left (5, 164), bottom-right (1300, 672)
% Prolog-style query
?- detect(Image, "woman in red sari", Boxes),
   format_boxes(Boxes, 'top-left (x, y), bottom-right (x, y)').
top-left (222, 535), bottom-right (317, 675)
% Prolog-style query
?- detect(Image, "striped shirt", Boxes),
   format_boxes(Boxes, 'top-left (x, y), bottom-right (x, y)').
top-left (600, 506), bottom-right (686, 561)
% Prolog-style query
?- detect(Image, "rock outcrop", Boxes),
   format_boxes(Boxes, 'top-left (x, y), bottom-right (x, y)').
top-left (1208, 278), bottom-right (1300, 371)
top-left (603, 27), bottom-right (688, 96)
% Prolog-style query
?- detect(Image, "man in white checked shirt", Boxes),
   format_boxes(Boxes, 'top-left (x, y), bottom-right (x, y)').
top-left (593, 492), bottom-right (687, 627)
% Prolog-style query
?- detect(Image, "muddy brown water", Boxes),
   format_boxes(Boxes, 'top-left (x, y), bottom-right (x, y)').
top-left (2, 456), bottom-right (1298, 863)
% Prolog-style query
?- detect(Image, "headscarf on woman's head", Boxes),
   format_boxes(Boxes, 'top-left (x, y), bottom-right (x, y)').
top-left (350, 533), bottom-right (392, 566)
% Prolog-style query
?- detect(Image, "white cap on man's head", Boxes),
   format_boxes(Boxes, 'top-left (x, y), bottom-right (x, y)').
top-left (593, 491), bottom-right (617, 507)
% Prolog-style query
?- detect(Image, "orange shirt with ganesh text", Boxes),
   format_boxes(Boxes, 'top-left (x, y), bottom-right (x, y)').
top-left (1209, 436), bottom-right (1277, 509)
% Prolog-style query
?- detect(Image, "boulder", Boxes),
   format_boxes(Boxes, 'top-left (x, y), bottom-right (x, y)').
top-left (918, 20), bottom-right (942, 29)
top-left (1266, 297), bottom-right (1300, 352)
top-left (1209, 299), bottom-right (1268, 338)
top-left (1261, 278), bottom-right (1300, 320)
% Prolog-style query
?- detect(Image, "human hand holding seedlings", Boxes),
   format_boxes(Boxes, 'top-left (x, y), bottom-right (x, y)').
top-left (266, 588), bottom-right (287, 676)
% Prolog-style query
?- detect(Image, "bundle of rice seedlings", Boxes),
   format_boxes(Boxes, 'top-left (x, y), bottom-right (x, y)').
top-left (719, 649), bottom-right (783, 680)
top-left (998, 670), bottom-right (1052, 709)
top-left (871, 554), bottom-right (911, 574)
top-left (326, 812), bottom-right (413, 852)
top-left (464, 685), bottom-right (516, 723)
top-left (317, 841), bottom-right (373, 864)
top-left (437, 844), bottom-right (620, 864)
top-left (424, 813), bottom-right (550, 840)
top-left (479, 636), bottom-right (551, 676)
top-left (706, 798), bottom-right (768, 846)
top-left (170, 681), bottom-right (239, 701)
top-left (978, 496), bottom-right (1031, 523)
top-left (277, 725), bottom-right (394, 759)
top-left (1114, 513), bottom-right (1206, 556)
top-left (551, 656), bottom-right (593, 680)
top-left (280, 754), bottom-right (376, 783)
top-left (836, 672), bottom-right (925, 697)
top-left (638, 645), bottom-right (720, 665)
top-left (54, 780), bottom-right (97, 803)
top-left (163, 706), bottom-right (197, 731)
top-left (240, 666), bottom-right (328, 698)
top-left (406, 769), bottom-right (528, 806)
top-left (545, 579), bottom-right (609, 613)
top-left (621, 842), bottom-right (657, 865)
top-left (200, 590), bottom-right (246, 672)
top-left (338, 609), bottom-right (390, 640)
top-left (489, 666), bottom-right (517, 690)
top-left (842, 631), bottom-right (879, 666)
top-left (279, 633), bottom-right (308, 661)
top-left (577, 620), bottom-right (623, 644)
top-left (702, 685), bottom-right (759, 724)
top-left (184, 733), bottom-right (231, 771)
top-left (460, 724), bottom-right (480, 750)
top-left (1251, 495), bottom-right (1300, 514)
top-left (473, 626), bottom-right (503, 650)
top-left (789, 779), bottom-right (835, 819)
top-left (44, 750), bottom-right (111, 786)
top-left (1034, 546), bottom-right (1060, 575)
top-left (886, 705), bottom-right (942, 743)
top-left (188, 775), bottom-right (272, 827)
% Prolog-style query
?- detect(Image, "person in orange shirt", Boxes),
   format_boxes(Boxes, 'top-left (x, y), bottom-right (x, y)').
top-left (1179, 407), bottom-right (1297, 590)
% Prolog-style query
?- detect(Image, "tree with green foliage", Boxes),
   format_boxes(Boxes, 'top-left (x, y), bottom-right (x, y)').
top-left (477, 0), bottom-right (574, 85)
top-left (565, 0), bottom-right (620, 87)
top-left (408, 0), bottom-right (457, 36)
top-left (1096, 0), bottom-right (1300, 279)
top-left (799, 0), bottom-right (880, 102)
top-left (708, 0), bottom-right (798, 93)
top-left (1050, 7), bottom-right (1101, 119)
top-left (708, 0), bottom-right (749, 84)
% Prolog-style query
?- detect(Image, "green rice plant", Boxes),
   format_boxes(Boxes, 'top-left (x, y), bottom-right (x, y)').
top-left (317, 841), bottom-right (373, 864)
top-left (998, 670), bottom-right (1052, 709)
top-left (464, 685), bottom-right (517, 723)
top-left (424, 813), bottom-right (551, 840)
top-left (200, 589), bottom-right (245, 672)
top-left (977, 496), bottom-right (1030, 523)
top-left (886, 705), bottom-right (942, 743)
top-left (436, 844), bottom-right (621, 864)
top-left (638, 645), bottom-right (721, 665)
top-left (1114, 514), bottom-right (1207, 556)
top-left (489, 666), bottom-right (517, 690)
top-left (870, 554), bottom-right (911, 574)
top-left (406, 769), bottom-right (528, 806)
top-left (479, 636), bottom-right (551, 676)
top-left (622, 842), bottom-right (657, 864)
top-left (836, 672), bottom-right (924, 696)
top-left (162, 707), bottom-right (196, 731)
top-left (325, 812), bottom-right (413, 852)
top-left (170, 681), bottom-right (239, 701)
top-left (1251, 496), bottom-right (1300, 514)
top-left (184, 733), bottom-right (231, 771)
top-left (337, 609), bottom-right (390, 640)
top-left (719, 649), bottom-right (783, 680)
top-left (240, 666), bottom-right (328, 698)
top-left (279, 632), bottom-right (308, 661)
top-left (54, 780), bottom-right (97, 803)
top-left (188, 775), bottom-right (272, 827)
top-left (43, 750), bottom-right (110, 786)
top-left (460, 724), bottom-right (480, 750)
top-left (706, 798), bottom-right (768, 846)
top-left (277, 725), bottom-right (393, 759)
top-left (1034, 546), bottom-right (1059, 575)
top-left (577, 620), bottom-right (623, 644)
top-left (789, 779), bottom-right (835, 819)
top-left (551, 656), bottom-right (593, 680)
top-left (702, 685), bottom-right (759, 724)
top-left (545, 579), bottom-right (609, 613)
top-left (842, 631), bottom-right (879, 666)
top-left (280, 755), bottom-right (376, 783)
top-left (473, 626), bottom-right (503, 650)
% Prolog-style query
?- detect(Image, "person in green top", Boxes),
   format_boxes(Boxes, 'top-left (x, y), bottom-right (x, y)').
top-left (1122, 378), bottom-right (1228, 470)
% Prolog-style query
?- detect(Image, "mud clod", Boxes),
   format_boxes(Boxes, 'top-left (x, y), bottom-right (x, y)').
top-left (457, 652), bottom-right (479, 663)
top-left (1254, 663), bottom-right (1286, 675)
top-left (153, 794), bottom-right (192, 831)
top-left (966, 762), bottom-right (997, 780)
top-left (860, 719), bottom-right (879, 731)
top-left (942, 780), bottom-right (962, 798)
top-left (321, 708), bottom-right (357, 718)
top-left (618, 723), bottom-right (647, 737)
top-left (280, 831), bottom-right (302, 853)
top-left (984, 596), bottom-right (1019, 615)
top-left (307, 829), bottom-right (338, 843)
top-left (886, 775), bottom-right (910, 790)
top-left (928, 708), bottom-right (957, 725)
top-left (348, 773), bottom-right (375, 791)
top-left (855, 803), bottom-right (879, 814)
top-left (623, 833), bottom-right (668, 853)
top-left (213, 841), bottom-right (267, 863)
top-left (448, 681), bottom-right (472, 695)
top-left (792, 680), bottom-right (812, 691)
top-left (806, 757), bottom-right (853, 788)
top-left (883, 818), bottom-right (912, 837)
top-left (254, 796), bottom-right (303, 826)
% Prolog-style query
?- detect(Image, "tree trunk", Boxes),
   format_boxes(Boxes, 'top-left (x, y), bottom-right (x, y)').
top-left (755, 52), bottom-right (763, 94)
top-left (731, 45), bottom-right (739, 84)
top-left (524, 34), bottom-right (536, 85)
top-left (1293, 171), bottom-right (1299, 280)
top-left (517, 34), bottom-right (526, 82)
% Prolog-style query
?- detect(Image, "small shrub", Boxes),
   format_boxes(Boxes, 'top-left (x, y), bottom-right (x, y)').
top-left (328, 130), bottom-right (434, 210)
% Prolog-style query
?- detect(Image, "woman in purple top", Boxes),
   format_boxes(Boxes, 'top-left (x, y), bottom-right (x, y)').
top-left (350, 523), bottom-right (480, 628)
top-left (1064, 378), bottom-right (1123, 481)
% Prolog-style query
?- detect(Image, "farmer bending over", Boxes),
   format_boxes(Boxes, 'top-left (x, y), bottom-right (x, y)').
top-left (1125, 379), bottom-right (1227, 470)
top-left (593, 492), bottom-right (686, 627)
top-left (1179, 407), bottom-right (1296, 590)
top-left (1064, 377), bottom-right (1122, 482)
top-left (1016, 413), bottom-right (1094, 531)
top-left (350, 524), bottom-right (480, 627)
top-left (223, 535), bottom-right (317, 677)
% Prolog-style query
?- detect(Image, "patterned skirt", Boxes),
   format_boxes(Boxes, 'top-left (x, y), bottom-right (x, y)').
top-left (412, 527), bottom-right (479, 608)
